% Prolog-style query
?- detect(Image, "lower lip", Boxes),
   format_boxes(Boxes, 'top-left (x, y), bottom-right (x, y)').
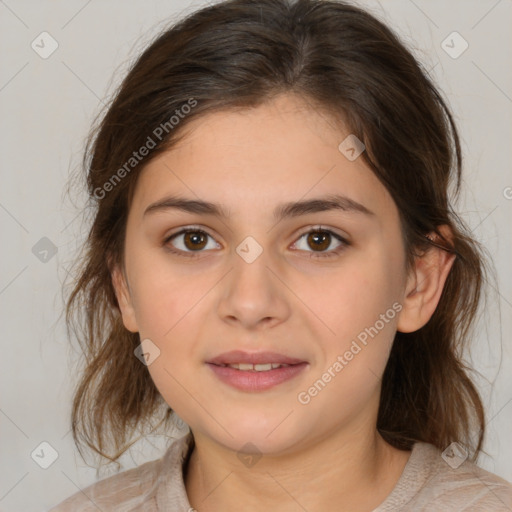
top-left (206, 362), bottom-right (308, 392)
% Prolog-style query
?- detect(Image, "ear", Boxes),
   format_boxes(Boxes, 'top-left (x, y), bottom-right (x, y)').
top-left (111, 264), bottom-right (139, 333)
top-left (397, 225), bottom-right (456, 333)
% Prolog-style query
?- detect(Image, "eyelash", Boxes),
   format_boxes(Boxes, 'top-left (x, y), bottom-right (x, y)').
top-left (163, 225), bottom-right (349, 260)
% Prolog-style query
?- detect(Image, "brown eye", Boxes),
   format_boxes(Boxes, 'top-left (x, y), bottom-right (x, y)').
top-left (165, 228), bottom-right (219, 256)
top-left (293, 228), bottom-right (348, 259)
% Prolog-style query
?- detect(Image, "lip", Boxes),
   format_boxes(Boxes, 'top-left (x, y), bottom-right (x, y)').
top-left (206, 350), bottom-right (306, 366)
top-left (206, 350), bottom-right (308, 392)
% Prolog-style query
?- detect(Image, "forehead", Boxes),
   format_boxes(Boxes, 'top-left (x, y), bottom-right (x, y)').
top-left (130, 94), bottom-right (396, 223)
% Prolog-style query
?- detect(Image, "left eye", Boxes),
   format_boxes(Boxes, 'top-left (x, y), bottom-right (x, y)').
top-left (292, 228), bottom-right (347, 258)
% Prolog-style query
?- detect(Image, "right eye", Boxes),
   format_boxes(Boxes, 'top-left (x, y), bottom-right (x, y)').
top-left (163, 227), bottom-right (221, 257)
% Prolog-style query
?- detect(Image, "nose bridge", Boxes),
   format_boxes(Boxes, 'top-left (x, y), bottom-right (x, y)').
top-left (230, 233), bottom-right (276, 297)
top-left (235, 234), bottom-right (266, 266)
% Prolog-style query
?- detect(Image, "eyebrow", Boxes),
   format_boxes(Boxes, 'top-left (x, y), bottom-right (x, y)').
top-left (143, 193), bottom-right (374, 221)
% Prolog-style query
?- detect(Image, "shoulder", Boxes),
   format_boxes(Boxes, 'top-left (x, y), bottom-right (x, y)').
top-left (48, 434), bottom-right (193, 512)
top-left (48, 456), bottom-right (162, 511)
top-left (400, 442), bottom-right (512, 511)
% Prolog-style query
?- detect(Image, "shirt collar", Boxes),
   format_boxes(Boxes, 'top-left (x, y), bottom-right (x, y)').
top-left (156, 431), bottom-right (195, 509)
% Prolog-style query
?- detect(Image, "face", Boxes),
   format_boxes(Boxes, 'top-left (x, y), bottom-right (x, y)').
top-left (113, 93), bottom-right (411, 455)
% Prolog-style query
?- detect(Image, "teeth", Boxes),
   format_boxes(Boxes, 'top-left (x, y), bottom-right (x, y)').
top-left (225, 363), bottom-right (290, 371)
top-left (254, 363), bottom-right (272, 371)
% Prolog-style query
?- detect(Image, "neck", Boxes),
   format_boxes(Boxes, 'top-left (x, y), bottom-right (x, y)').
top-left (184, 419), bottom-right (411, 512)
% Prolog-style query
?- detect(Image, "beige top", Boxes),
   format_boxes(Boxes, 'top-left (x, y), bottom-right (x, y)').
top-left (49, 433), bottom-right (512, 511)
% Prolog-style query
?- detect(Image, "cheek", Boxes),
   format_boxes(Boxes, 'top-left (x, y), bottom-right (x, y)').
top-left (126, 252), bottom-right (214, 390)
top-left (318, 251), bottom-right (402, 341)
top-left (297, 293), bottom-right (399, 429)
top-left (304, 249), bottom-right (402, 398)
top-left (127, 250), bottom-right (211, 339)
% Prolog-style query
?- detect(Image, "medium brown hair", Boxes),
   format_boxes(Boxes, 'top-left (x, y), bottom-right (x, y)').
top-left (66, 0), bottom-right (487, 467)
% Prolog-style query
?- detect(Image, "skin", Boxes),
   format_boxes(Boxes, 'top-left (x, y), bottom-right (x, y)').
top-left (112, 93), bottom-right (455, 511)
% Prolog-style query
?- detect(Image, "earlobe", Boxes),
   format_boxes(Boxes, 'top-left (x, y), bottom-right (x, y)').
top-left (111, 265), bottom-right (139, 333)
top-left (397, 227), bottom-right (456, 333)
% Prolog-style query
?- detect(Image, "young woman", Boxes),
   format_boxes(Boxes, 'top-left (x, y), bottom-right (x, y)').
top-left (50, 0), bottom-right (512, 510)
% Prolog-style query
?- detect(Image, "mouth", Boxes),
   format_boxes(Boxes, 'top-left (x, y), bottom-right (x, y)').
top-left (206, 350), bottom-right (308, 392)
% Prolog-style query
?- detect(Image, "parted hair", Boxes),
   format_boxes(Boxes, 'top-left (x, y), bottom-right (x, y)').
top-left (66, 0), bottom-right (488, 467)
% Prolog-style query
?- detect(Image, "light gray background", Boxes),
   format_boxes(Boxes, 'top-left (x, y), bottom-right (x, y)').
top-left (0, 1), bottom-right (511, 510)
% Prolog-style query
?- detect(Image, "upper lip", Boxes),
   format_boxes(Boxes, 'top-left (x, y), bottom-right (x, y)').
top-left (206, 350), bottom-right (306, 366)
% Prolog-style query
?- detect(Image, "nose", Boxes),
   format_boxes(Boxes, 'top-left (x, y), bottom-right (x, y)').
top-left (216, 244), bottom-right (291, 331)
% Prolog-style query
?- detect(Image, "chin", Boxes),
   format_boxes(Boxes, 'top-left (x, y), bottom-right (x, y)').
top-left (193, 411), bottom-right (311, 457)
